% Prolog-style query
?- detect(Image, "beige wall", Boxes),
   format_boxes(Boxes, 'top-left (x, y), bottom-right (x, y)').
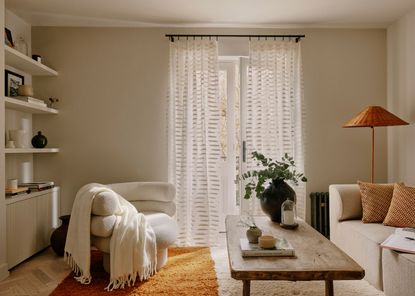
top-left (387, 9), bottom-right (415, 185)
top-left (32, 27), bottom-right (387, 220)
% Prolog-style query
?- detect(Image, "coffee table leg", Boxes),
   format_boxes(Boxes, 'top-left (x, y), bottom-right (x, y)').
top-left (243, 280), bottom-right (251, 296)
top-left (325, 280), bottom-right (334, 296)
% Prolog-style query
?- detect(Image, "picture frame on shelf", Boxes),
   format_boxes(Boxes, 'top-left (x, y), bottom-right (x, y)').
top-left (5, 70), bottom-right (25, 97)
top-left (4, 28), bottom-right (14, 47)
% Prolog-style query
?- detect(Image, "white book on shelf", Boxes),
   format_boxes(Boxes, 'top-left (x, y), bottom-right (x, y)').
top-left (240, 238), bottom-right (295, 257)
top-left (15, 96), bottom-right (47, 106)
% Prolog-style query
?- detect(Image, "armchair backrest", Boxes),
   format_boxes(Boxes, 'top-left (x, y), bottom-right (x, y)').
top-left (107, 182), bottom-right (176, 217)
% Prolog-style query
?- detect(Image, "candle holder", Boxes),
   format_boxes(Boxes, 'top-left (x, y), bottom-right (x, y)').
top-left (280, 198), bottom-right (299, 229)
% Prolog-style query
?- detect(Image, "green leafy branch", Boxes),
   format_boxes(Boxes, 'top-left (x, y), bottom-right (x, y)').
top-left (241, 151), bottom-right (307, 200)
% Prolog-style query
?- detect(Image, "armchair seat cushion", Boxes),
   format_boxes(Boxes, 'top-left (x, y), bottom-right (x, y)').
top-left (91, 212), bottom-right (178, 252)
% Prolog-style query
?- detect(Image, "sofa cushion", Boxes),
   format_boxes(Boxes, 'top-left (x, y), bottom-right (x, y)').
top-left (358, 181), bottom-right (395, 223)
top-left (91, 191), bottom-right (120, 216)
top-left (91, 215), bottom-right (116, 238)
top-left (384, 183), bottom-right (415, 227)
top-left (342, 220), bottom-right (396, 244)
top-left (333, 220), bottom-right (396, 290)
top-left (382, 248), bottom-right (415, 296)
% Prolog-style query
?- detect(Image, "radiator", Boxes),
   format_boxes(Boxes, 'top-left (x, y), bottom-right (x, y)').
top-left (310, 192), bottom-right (330, 238)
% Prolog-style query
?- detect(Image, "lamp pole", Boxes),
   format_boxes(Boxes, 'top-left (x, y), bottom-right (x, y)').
top-left (371, 126), bottom-right (374, 183)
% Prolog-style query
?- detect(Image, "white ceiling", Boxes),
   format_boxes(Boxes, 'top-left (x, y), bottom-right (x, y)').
top-left (6, 0), bottom-right (415, 28)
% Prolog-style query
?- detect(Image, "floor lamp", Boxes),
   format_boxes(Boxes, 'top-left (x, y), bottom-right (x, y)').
top-left (343, 106), bottom-right (408, 183)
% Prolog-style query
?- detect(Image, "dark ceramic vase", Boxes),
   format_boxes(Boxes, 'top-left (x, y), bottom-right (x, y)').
top-left (50, 215), bottom-right (71, 256)
top-left (260, 180), bottom-right (296, 223)
top-left (31, 131), bottom-right (48, 148)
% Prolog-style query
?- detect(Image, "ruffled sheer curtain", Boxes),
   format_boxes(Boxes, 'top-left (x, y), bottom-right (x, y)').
top-left (168, 40), bottom-right (221, 245)
top-left (244, 40), bottom-right (306, 219)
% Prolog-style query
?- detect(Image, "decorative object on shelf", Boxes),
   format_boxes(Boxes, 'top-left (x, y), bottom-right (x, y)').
top-left (15, 37), bottom-right (28, 55)
top-left (6, 179), bottom-right (18, 190)
top-left (32, 131), bottom-right (48, 148)
top-left (17, 84), bottom-right (34, 97)
top-left (48, 97), bottom-right (60, 108)
top-left (241, 152), bottom-right (307, 223)
top-left (4, 28), bottom-right (14, 47)
top-left (5, 140), bottom-right (15, 148)
top-left (50, 215), bottom-right (71, 256)
top-left (9, 129), bottom-right (28, 148)
top-left (240, 214), bottom-right (262, 243)
top-left (280, 198), bottom-right (299, 229)
top-left (343, 106), bottom-right (409, 183)
top-left (5, 70), bottom-right (24, 97)
top-left (32, 54), bottom-right (42, 62)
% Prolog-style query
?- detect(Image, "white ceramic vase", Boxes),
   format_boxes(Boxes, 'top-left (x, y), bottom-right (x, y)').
top-left (9, 130), bottom-right (27, 148)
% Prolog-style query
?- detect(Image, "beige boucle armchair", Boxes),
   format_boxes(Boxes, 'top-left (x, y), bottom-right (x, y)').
top-left (89, 182), bottom-right (178, 272)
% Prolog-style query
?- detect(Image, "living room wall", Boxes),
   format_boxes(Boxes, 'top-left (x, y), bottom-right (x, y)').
top-left (31, 27), bottom-right (387, 221)
top-left (387, 9), bottom-right (415, 185)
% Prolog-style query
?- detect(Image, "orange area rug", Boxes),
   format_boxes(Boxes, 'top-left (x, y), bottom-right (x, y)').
top-left (51, 247), bottom-right (218, 295)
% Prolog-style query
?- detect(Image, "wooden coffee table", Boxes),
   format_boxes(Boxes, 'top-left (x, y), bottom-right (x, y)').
top-left (226, 215), bottom-right (364, 296)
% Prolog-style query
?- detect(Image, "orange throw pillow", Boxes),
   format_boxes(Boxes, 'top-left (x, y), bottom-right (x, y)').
top-left (384, 183), bottom-right (415, 227)
top-left (358, 181), bottom-right (395, 223)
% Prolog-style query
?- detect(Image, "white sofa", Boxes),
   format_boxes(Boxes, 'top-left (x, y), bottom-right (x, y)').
top-left (329, 184), bottom-right (415, 296)
top-left (90, 182), bottom-right (178, 272)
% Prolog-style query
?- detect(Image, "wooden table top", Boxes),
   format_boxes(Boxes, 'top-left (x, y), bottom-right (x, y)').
top-left (226, 215), bottom-right (365, 281)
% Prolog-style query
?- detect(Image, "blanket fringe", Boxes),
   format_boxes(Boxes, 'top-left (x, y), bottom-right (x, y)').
top-left (104, 263), bottom-right (157, 291)
top-left (64, 251), bottom-right (92, 284)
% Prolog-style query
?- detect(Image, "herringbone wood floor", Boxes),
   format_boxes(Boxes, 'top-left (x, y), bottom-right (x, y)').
top-left (0, 248), bottom-right (71, 296)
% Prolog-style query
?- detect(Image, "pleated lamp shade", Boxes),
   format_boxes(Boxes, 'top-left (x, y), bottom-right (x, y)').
top-left (343, 105), bottom-right (409, 183)
top-left (343, 106), bottom-right (409, 128)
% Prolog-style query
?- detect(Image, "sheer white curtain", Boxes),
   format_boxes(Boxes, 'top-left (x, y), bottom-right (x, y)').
top-left (168, 40), bottom-right (221, 246)
top-left (244, 40), bottom-right (306, 219)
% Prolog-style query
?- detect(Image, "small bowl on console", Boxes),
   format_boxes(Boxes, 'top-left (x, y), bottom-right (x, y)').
top-left (258, 235), bottom-right (277, 249)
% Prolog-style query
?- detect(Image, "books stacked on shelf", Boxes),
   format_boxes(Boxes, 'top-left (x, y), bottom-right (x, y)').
top-left (15, 96), bottom-right (47, 107)
top-left (240, 238), bottom-right (295, 257)
top-left (381, 228), bottom-right (415, 254)
top-left (19, 181), bottom-right (55, 192)
top-left (5, 187), bottom-right (29, 198)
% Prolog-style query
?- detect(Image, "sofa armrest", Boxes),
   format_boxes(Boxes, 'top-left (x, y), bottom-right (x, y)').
top-left (329, 184), bottom-right (362, 222)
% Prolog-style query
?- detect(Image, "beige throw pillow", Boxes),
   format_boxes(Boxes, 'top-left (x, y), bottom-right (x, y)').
top-left (384, 183), bottom-right (415, 227)
top-left (358, 181), bottom-right (395, 223)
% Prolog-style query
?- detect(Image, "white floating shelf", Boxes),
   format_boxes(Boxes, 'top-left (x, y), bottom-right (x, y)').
top-left (5, 46), bottom-right (58, 76)
top-left (6, 187), bottom-right (60, 205)
top-left (5, 148), bottom-right (59, 154)
top-left (4, 97), bottom-right (58, 114)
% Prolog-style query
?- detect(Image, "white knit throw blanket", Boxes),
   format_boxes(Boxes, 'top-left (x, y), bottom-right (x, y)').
top-left (64, 183), bottom-right (157, 291)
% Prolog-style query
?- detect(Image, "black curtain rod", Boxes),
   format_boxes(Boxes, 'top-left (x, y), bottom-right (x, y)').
top-left (165, 34), bottom-right (305, 42)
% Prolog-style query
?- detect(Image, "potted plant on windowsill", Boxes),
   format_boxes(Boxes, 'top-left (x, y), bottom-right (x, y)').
top-left (241, 151), bottom-right (307, 223)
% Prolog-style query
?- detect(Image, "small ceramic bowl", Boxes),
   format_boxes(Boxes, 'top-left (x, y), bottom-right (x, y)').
top-left (258, 235), bottom-right (277, 249)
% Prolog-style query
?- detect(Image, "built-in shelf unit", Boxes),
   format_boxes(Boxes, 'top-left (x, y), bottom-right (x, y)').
top-left (2, 9), bottom-right (61, 270)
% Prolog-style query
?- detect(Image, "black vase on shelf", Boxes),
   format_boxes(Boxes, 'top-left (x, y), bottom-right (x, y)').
top-left (260, 180), bottom-right (296, 223)
top-left (50, 215), bottom-right (71, 256)
top-left (31, 131), bottom-right (48, 148)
